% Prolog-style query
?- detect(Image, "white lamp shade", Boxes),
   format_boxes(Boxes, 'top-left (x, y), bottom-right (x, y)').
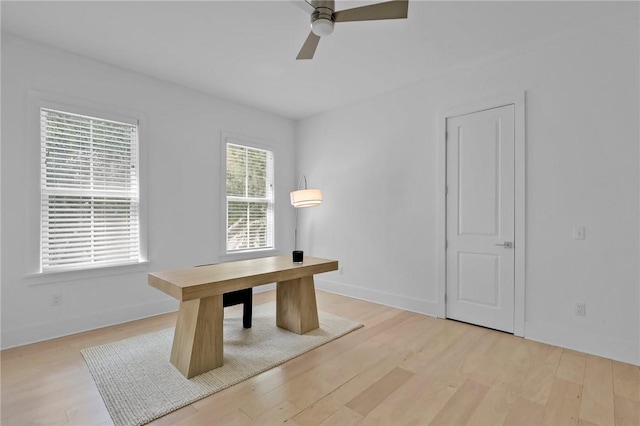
top-left (311, 18), bottom-right (334, 37)
top-left (290, 188), bottom-right (323, 208)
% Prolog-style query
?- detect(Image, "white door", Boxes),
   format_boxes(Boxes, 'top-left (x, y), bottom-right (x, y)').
top-left (446, 104), bottom-right (515, 333)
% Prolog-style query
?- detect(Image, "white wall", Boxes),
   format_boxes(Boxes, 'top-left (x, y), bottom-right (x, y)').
top-left (296, 16), bottom-right (639, 365)
top-left (1, 34), bottom-right (296, 349)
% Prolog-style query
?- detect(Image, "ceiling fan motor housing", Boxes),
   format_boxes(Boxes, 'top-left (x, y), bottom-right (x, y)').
top-left (310, 6), bottom-right (335, 36)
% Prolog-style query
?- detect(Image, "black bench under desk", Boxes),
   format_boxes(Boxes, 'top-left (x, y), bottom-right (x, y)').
top-left (195, 263), bottom-right (252, 329)
top-left (223, 288), bottom-right (252, 329)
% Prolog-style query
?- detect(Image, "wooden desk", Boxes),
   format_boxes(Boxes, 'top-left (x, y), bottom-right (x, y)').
top-left (148, 255), bottom-right (338, 378)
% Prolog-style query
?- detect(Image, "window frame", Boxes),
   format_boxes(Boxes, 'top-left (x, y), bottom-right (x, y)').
top-left (26, 93), bottom-right (148, 283)
top-left (220, 132), bottom-right (277, 260)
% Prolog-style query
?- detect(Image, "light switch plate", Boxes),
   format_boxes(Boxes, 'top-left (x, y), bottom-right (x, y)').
top-left (573, 226), bottom-right (585, 240)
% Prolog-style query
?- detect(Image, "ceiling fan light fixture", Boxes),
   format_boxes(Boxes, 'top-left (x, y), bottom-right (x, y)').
top-left (311, 17), bottom-right (334, 36)
top-left (310, 7), bottom-right (335, 37)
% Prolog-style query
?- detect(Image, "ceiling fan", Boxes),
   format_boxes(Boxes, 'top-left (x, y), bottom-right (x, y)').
top-left (296, 0), bottom-right (409, 60)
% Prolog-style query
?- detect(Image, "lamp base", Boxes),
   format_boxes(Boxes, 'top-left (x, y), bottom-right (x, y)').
top-left (292, 250), bottom-right (304, 264)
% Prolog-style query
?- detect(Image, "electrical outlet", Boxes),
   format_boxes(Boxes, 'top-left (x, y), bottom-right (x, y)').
top-left (574, 302), bottom-right (586, 316)
top-left (50, 294), bottom-right (62, 307)
top-left (338, 266), bottom-right (344, 275)
top-left (573, 226), bottom-right (586, 240)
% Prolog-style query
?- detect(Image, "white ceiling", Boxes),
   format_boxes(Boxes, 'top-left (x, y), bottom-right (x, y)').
top-left (1, 1), bottom-right (634, 119)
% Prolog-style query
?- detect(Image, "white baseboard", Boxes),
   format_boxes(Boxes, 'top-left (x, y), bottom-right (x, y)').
top-left (253, 283), bottom-right (275, 293)
top-left (315, 278), bottom-right (440, 318)
top-left (1, 298), bottom-right (178, 350)
top-left (525, 320), bottom-right (639, 366)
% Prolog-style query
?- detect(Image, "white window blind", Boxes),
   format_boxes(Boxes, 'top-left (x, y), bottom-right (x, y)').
top-left (226, 142), bottom-right (274, 252)
top-left (40, 108), bottom-right (140, 272)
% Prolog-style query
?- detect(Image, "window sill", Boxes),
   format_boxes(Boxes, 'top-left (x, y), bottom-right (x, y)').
top-left (25, 261), bottom-right (149, 286)
top-left (219, 249), bottom-right (281, 263)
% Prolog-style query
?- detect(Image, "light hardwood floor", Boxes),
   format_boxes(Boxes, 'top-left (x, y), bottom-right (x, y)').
top-left (2, 291), bottom-right (638, 425)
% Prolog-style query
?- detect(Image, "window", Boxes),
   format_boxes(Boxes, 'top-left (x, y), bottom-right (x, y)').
top-left (40, 108), bottom-right (141, 272)
top-left (225, 142), bottom-right (274, 252)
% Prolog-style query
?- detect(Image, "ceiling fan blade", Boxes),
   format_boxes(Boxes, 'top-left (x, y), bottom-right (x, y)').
top-left (296, 31), bottom-right (321, 60)
top-left (334, 0), bottom-right (408, 22)
top-left (290, 0), bottom-right (315, 14)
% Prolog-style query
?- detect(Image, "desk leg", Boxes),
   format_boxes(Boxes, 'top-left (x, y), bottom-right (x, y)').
top-left (170, 295), bottom-right (223, 378)
top-left (276, 275), bottom-right (320, 334)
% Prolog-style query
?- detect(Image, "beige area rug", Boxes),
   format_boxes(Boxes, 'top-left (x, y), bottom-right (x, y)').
top-left (81, 302), bottom-right (362, 426)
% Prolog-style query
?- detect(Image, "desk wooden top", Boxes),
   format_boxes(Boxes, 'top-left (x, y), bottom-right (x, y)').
top-left (148, 255), bottom-right (338, 301)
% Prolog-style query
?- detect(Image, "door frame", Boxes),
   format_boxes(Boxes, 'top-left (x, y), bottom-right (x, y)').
top-left (436, 92), bottom-right (526, 336)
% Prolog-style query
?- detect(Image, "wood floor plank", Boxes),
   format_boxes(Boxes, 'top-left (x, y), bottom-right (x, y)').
top-left (465, 380), bottom-right (514, 426)
top-left (248, 400), bottom-right (299, 425)
top-left (503, 397), bottom-right (545, 426)
top-left (389, 375), bottom-right (461, 425)
top-left (236, 385), bottom-right (295, 420)
top-left (577, 418), bottom-right (600, 426)
top-left (519, 342), bottom-right (563, 405)
top-left (318, 406), bottom-right (363, 426)
top-left (2, 380), bottom-right (111, 426)
top-left (541, 378), bottom-right (582, 426)
top-left (466, 354), bottom-right (530, 426)
top-left (428, 379), bottom-right (489, 425)
top-left (556, 349), bottom-right (587, 385)
top-left (614, 395), bottom-right (640, 426)
top-left (449, 328), bottom-right (501, 381)
top-left (175, 407), bottom-right (253, 426)
top-left (465, 336), bottom-right (534, 426)
top-left (2, 400), bottom-right (109, 426)
top-left (579, 355), bottom-right (615, 426)
top-left (468, 331), bottom-right (523, 387)
top-left (345, 367), bottom-right (414, 417)
top-left (612, 360), bottom-right (640, 402)
top-left (400, 320), bottom-right (481, 373)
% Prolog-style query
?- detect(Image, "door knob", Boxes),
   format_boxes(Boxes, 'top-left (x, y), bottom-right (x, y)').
top-left (495, 241), bottom-right (513, 248)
